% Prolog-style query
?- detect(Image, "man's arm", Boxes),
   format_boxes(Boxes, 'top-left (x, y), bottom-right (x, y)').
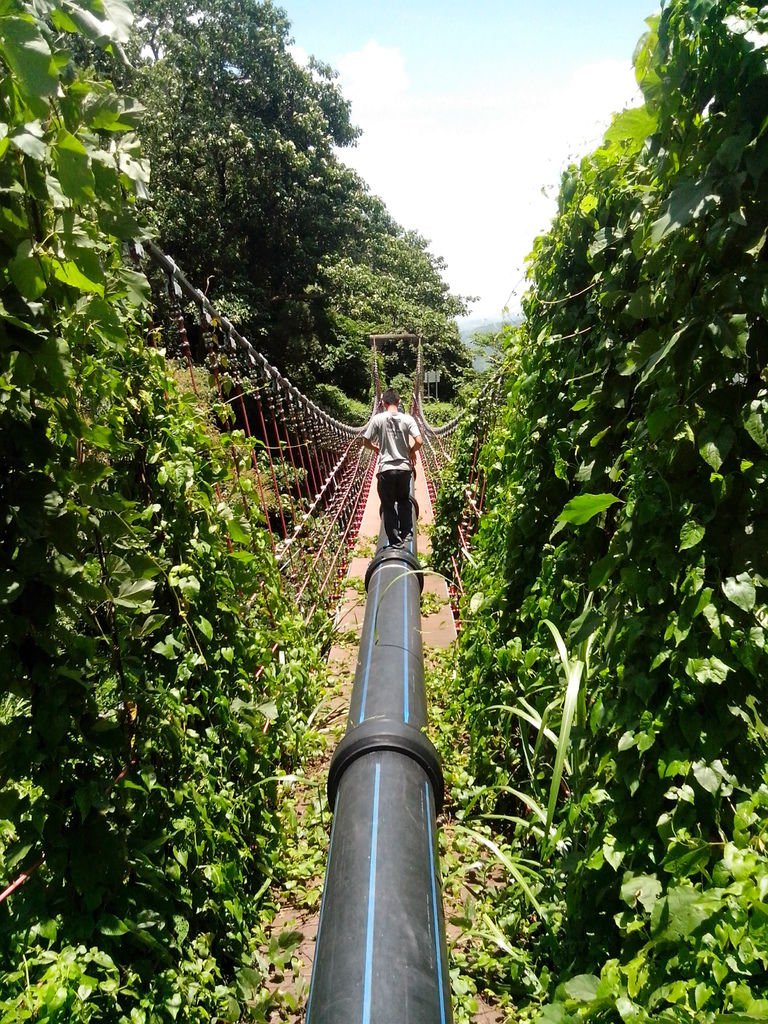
top-left (361, 416), bottom-right (379, 453)
top-left (409, 432), bottom-right (423, 466)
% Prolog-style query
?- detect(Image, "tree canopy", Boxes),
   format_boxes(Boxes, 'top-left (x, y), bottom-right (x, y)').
top-left (124, 0), bottom-right (470, 399)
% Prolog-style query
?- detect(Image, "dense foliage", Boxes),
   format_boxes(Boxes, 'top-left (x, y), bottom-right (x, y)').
top-left (122, 0), bottom-right (470, 400)
top-left (0, 2), bottom-right (326, 1019)
top-left (439, 2), bottom-right (768, 1020)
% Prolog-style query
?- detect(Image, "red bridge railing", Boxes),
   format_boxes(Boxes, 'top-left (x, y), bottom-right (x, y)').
top-left (141, 240), bottom-right (375, 619)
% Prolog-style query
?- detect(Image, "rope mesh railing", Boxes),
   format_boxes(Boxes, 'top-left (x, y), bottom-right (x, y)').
top-left (410, 342), bottom-right (503, 621)
top-left (447, 377), bottom-right (502, 611)
top-left (410, 341), bottom-right (461, 507)
top-left (139, 240), bottom-right (374, 619)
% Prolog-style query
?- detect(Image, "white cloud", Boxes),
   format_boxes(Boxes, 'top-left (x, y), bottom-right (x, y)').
top-left (337, 41), bottom-right (410, 112)
top-left (287, 43), bottom-right (309, 67)
top-left (335, 46), bottom-right (640, 320)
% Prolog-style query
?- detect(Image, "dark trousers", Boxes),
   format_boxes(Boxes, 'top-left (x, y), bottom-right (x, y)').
top-left (377, 470), bottom-right (413, 546)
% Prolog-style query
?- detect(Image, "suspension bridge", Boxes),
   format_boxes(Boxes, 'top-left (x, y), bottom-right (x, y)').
top-left (0, 233), bottom-right (499, 1019)
top-left (143, 243), bottom-right (497, 1021)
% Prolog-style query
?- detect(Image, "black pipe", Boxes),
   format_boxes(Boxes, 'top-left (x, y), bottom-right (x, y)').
top-left (307, 499), bottom-right (453, 1024)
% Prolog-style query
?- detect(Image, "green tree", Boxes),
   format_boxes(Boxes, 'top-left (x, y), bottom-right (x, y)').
top-left (321, 202), bottom-right (472, 399)
top-left (0, 1), bottom-right (325, 1019)
top-left (124, 0), bottom-right (470, 401)
top-left (125, 0), bottom-right (362, 380)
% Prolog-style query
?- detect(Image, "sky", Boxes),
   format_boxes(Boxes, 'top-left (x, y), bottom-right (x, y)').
top-left (282, 0), bottom-right (658, 323)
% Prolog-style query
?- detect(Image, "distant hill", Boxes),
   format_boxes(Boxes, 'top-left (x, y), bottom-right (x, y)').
top-left (457, 317), bottom-right (503, 341)
top-left (457, 316), bottom-right (523, 371)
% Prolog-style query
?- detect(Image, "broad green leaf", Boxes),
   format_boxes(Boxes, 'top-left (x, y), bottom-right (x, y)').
top-left (45, 172), bottom-right (68, 207)
top-left (152, 634), bottom-right (183, 659)
top-left (130, 613), bottom-right (166, 638)
top-left (651, 885), bottom-right (721, 940)
top-left (51, 258), bottom-right (104, 294)
top-left (6, 841), bottom-right (33, 869)
top-left (557, 493), bottom-right (622, 526)
top-left (722, 573), bottom-right (756, 612)
top-left (98, 915), bottom-right (129, 936)
top-left (0, 15), bottom-right (57, 97)
top-left (662, 838), bottom-right (712, 877)
top-left (562, 975), bottom-right (600, 1003)
top-left (54, 130), bottom-right (95, 201)
top-left (83, 423), bottom-right (115, 448)
top-left (638, 327), bottom-right (685, 384)
top-left (650, 179), bottom-right (719, 245)
top-left (618, 329), bottom-right (659, 375)
top-left (603, 105), bottom-right (657, 149)
top-left (10, 128), bottom-right (47, 160)
top-left (168, 566), bottom-right (200, 598)
top-left (679, 521), bottom-right (705, 551)
top-left (535, 1006), bottom-right (573, 1024)
top-left (235, 966), bottom-right (263, 1002)
top-left (588, 552), bottom-right (619, 590)
top-left (685, 656), bottom-right (731, 684)
top-left (57, 1), bottom-right (131, 45)
top-left (698, 425), bottom-right (735, 471)
top-left (603, 835), bottom-right (624, 870)
top-left (620, 873), bottom-right (661, 912)
top-left (226, 517), bottom-right (250, 544)
top-left (728, 313), bottom-right (749, 355)
top-left (9, 248), bottom-right (47, 299)
top-left (101, 0), bottom-right (134, 42)
top-left (36, 336), bottom-right (72, 391)
top-left (113, 267), bottom-right (151, 306)
top-left (625, 286), bottom-right (653, 320)
top-left (196, 616), bottom-right (213, 641)
top-left (618, 729), bottom-right (638, 753)
top-left (0, 299), bottom-right (42, 333)
top-left (58, 2), bottom-right (106, 41)
top-left (113, 578), bottom-right (156, 610)
top-left (744, 400), bottom-right (768, 450)
top-left (693, 763), bottom-right (720, 793)
top-left (87, 95), bottom-right (144, 132)
top-left (49, 7), bottom-right (81, 33)
top-left (257, 700), bottom-right (278, 721)
top-left (616, 996), bottom-right (641, 1021)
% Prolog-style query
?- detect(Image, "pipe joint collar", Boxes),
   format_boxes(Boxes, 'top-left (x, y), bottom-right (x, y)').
top-left (364, 548), bottom-right (424, 592)
top-left (328, 718), bottom-right (444, 812)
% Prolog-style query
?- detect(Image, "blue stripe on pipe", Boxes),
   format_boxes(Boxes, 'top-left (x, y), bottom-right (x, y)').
top-left (425, 781), bottom-right (448, 1024)
top-left (362, 762), bottom-right (382, 1024)
top-left (304, 795), bottom-right (340, 1024)
top-left (402, 564), bottom-right (409, 723)
top-left (358, 566), bottom-right (383, 722)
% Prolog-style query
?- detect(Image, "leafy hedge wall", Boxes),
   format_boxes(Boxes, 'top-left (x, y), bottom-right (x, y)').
top-left (0, 2), bottom-right (325, 1020)
top-left (448, 2), bottom-right (768, 1020)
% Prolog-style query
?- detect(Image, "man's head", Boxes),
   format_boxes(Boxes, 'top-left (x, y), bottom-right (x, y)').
top-left (382, 387), bottom-right (400, 409)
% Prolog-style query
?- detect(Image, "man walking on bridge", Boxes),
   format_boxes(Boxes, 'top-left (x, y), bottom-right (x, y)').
top-left (362, 388), bottom-right (423, 547)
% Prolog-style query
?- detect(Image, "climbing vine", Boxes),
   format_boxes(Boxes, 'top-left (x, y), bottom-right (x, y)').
top-left (445, 2), bottom-right (768, 1021)
top-left (0, 1), bottom-right (326, 1020)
